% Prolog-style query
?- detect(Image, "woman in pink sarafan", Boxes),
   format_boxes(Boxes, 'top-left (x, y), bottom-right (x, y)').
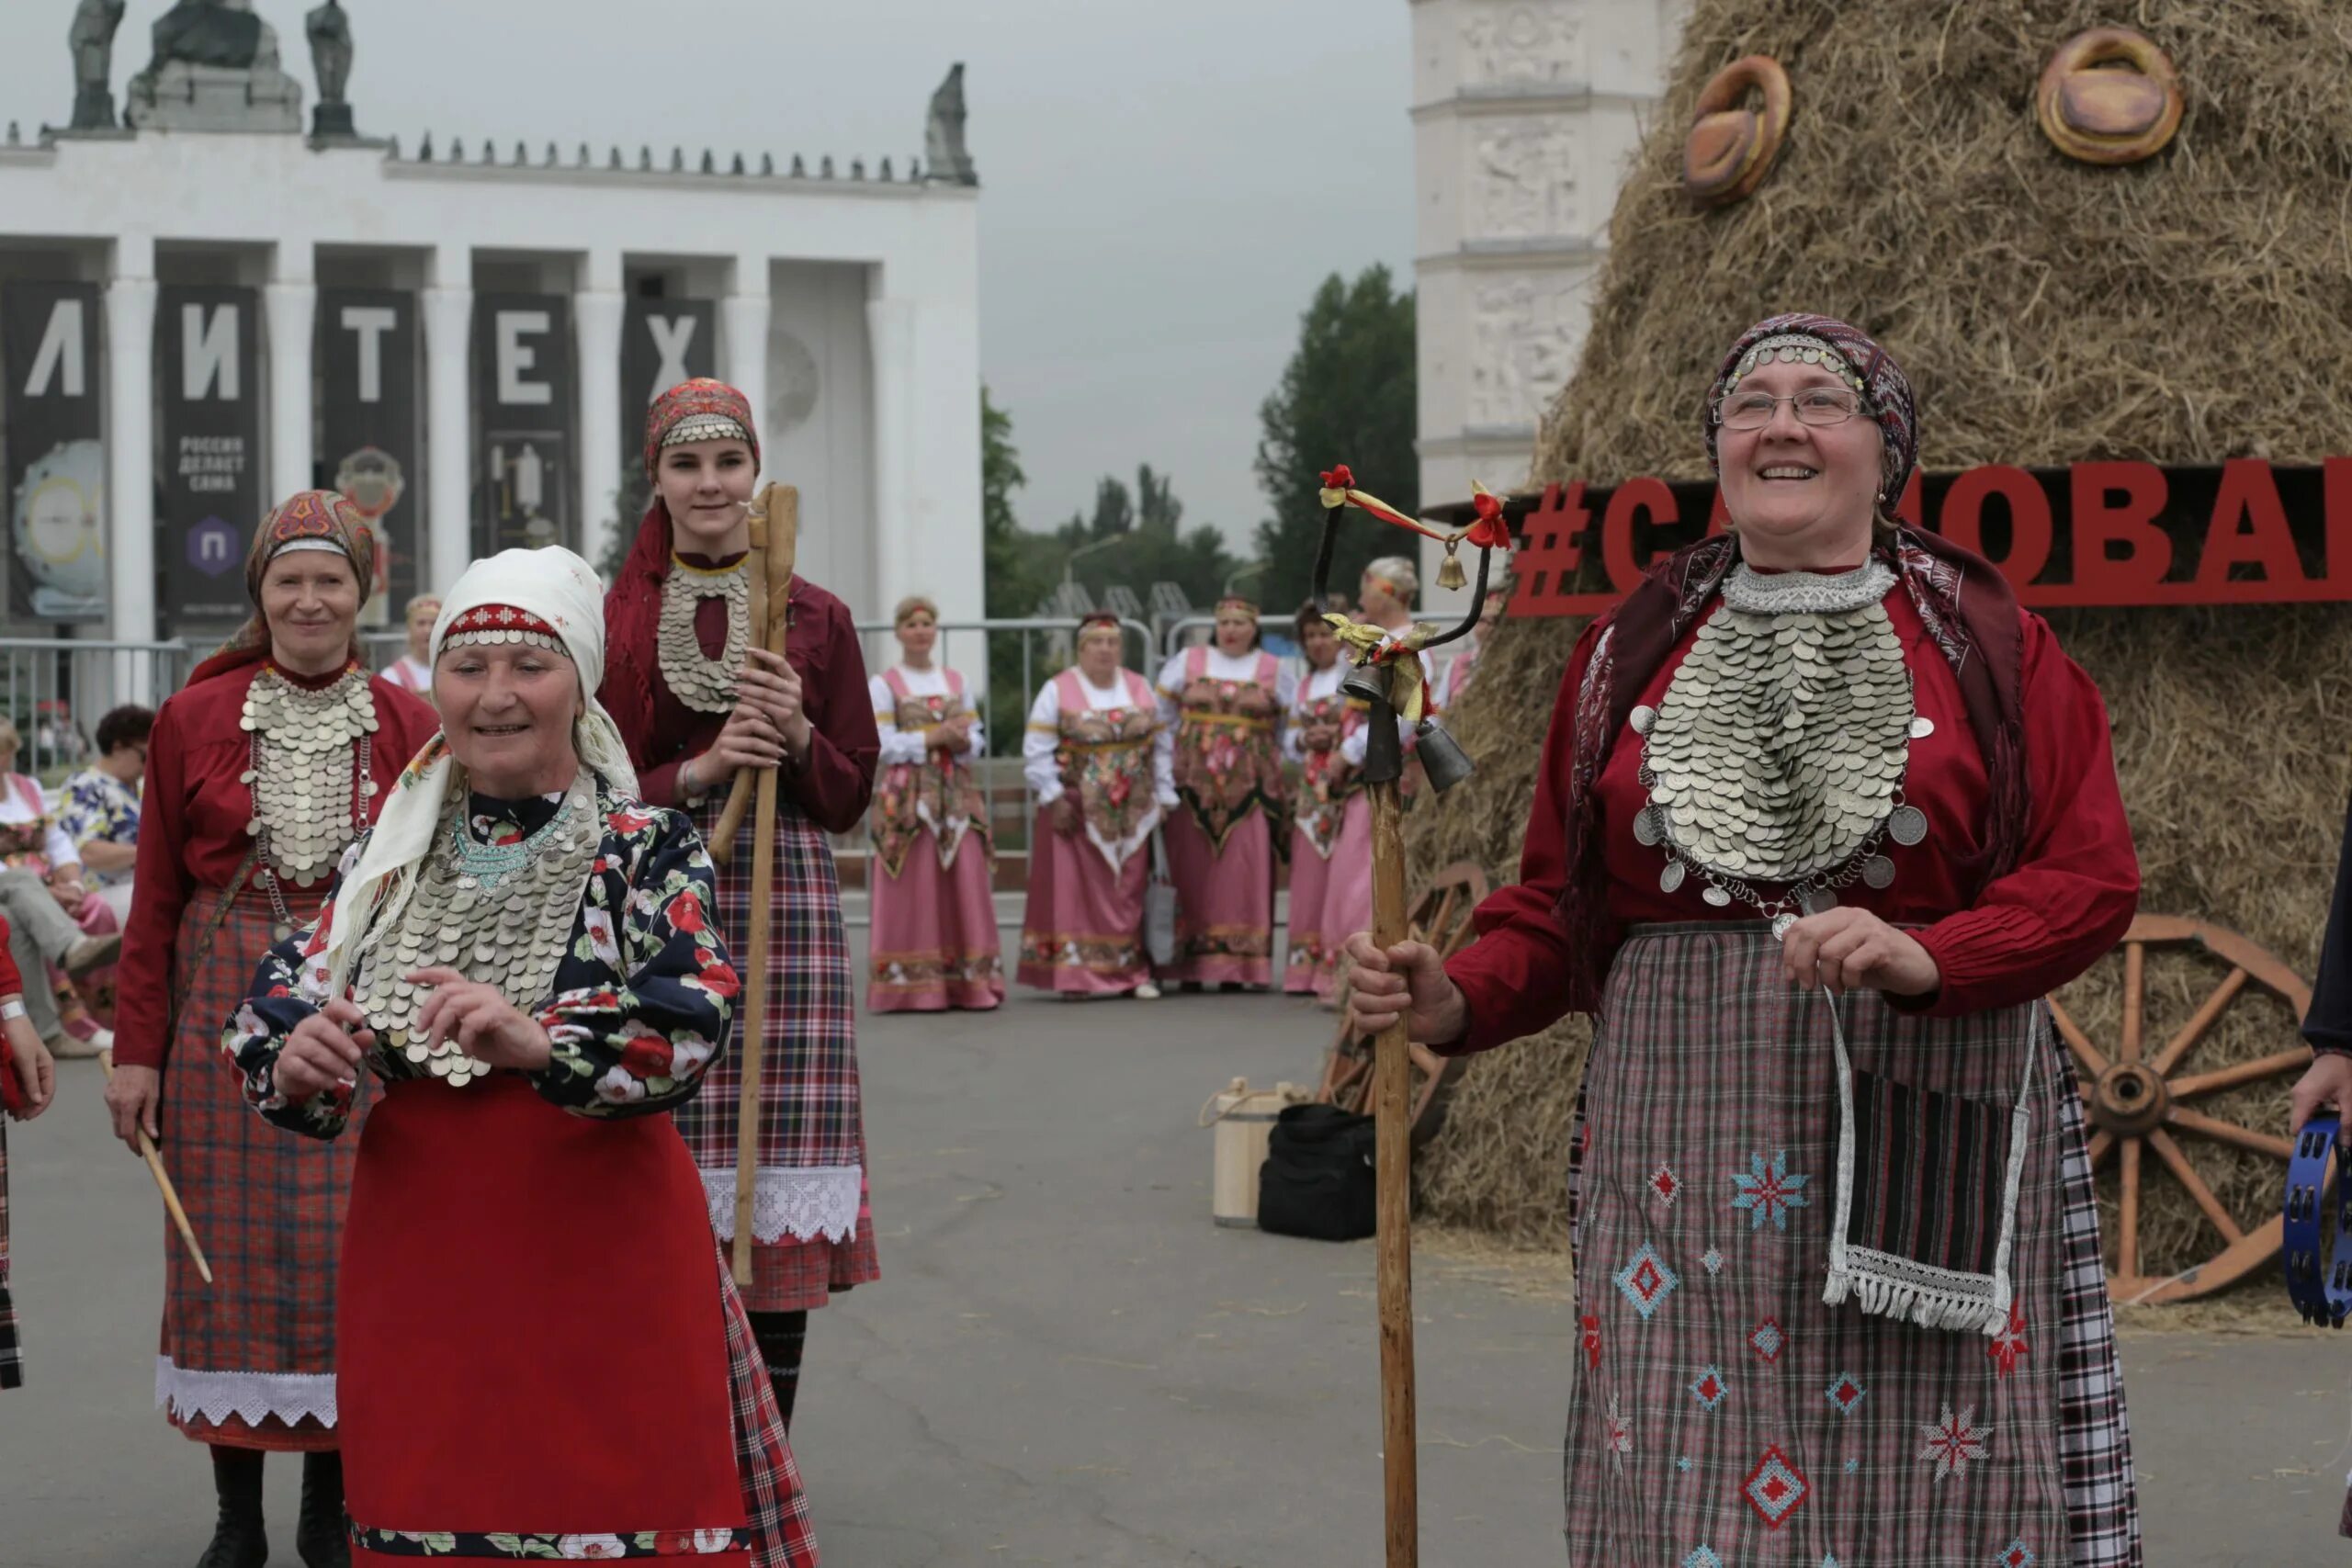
top-left (1281, 603), bottom-right (1370, 1002)
top-left (1016, 615), bottom-right (1174, 999)
top-left (1152, 596), bottom-right (1292, 991)
top-left (865, 594), bottom-right (1003, 1012)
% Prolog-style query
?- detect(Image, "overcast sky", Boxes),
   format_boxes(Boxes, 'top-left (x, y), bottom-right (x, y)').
top-left (0, 0), bottom-right (1416, 549)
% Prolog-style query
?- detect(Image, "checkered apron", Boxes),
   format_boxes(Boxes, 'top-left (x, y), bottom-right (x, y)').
top-left (1563, 922), bottom-right (2140, 1568)
top-left (0, 1120), bottom-right (19, 1391)
top-left (159, 886), bottom-right (370, 1449)
top-left (683, 795), bottom-right (876, 1314)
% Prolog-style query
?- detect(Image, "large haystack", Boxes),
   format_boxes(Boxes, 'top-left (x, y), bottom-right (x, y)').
top-left (1410, 0), bottom-right (2352, 1286)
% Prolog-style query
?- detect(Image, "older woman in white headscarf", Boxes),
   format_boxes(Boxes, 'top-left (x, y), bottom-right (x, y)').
top-left (222, 549), bottom-right (817, 1568)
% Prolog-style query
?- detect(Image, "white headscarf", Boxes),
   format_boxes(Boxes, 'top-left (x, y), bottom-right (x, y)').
top-left (318, 547), bottom-right (635, 998)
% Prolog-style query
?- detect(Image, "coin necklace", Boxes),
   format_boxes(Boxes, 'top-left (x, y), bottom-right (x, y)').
top-left (658, 557), bottom-right (750, 713)
top-left (349, 773), bottom-right (601, 1088)
top-left (242, 665), bottom-right (379, 940)
top-left (1632, 558), bottom-right (1931, 939)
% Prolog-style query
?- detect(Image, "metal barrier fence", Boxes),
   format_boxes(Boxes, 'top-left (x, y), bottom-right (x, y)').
top-left (0, 638), bottom-right (193, 780)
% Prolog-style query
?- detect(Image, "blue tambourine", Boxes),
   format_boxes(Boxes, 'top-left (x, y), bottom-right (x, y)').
top-left (2284, 1117), bottom-right (2352, 1328)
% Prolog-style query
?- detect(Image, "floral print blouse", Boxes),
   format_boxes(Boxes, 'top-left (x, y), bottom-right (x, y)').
top-left (223, 778), bottom-right (738, 1138)
top-left (60, 766), bottom-right (141, 886)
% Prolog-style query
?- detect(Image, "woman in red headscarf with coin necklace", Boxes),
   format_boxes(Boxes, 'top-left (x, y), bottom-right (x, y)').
top-left (601, 379), bottom-right (880, 1430)
top-left (100, 491), bottom-right (439, 1568)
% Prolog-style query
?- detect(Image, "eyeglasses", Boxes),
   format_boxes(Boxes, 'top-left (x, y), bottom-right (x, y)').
top-left (1713, 388), bottom-right (1866, 431)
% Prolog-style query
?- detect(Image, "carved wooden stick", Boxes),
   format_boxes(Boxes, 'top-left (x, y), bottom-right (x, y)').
top-left (711, 485), bottom-right (800, 863)
top-left (724, 485), bottom-right (797, 1285)
top-left (100, 1051), bottom-right (213, 1285)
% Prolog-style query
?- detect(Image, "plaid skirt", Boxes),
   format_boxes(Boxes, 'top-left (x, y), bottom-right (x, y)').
top-left (158, 886), bottom-right (368, 1450)
top-left (1564, 922), bottom-right (2140, 1567)
top-left (720, 1249), bottom-right (820, 1567)
top-left (684, 795), bottom-right (876, 1315)
top-left (0, 1120), bottom-right (18, 1391)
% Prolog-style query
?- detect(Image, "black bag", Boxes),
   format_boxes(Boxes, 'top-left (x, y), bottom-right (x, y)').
top-left (1257, 1103), bottom-right (1378, 1241)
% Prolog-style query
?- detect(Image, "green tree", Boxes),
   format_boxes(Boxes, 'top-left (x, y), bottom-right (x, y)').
top-left (1253, 265), bottom-right (1419, 610)
top-left (982, 384), bottom-right (1035, 615)
top-left (1061, 466), bottom-right (1238, 611)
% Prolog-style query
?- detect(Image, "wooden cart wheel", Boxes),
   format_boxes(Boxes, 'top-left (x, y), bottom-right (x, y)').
top-left (2050, 915), bottom-right (2312, 1305)
top-left (1321, 861), bottom-right (1489, 1147)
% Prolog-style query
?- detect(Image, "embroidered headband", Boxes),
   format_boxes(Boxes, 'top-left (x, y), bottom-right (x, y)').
top-left (1705, 313), bottom-right (1920, 513)
top-left (644, 378), bottom-right (763, 474)
top-left (440, 603), bottom-right (570, 658)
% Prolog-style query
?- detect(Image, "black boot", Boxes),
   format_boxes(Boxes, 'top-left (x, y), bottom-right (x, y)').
top-left (747, 1308), bottom-right (809, 1429)
top-left (194, 1446), bottom-right (266, 1568)
top-left (298, 1450), bottom-right (352, 1568)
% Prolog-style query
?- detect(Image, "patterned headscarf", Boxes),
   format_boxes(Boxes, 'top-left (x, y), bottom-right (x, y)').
top-left (1704, 313), bottom-right (1919, 518)
top-left (604, 378), bottom-right (767, 752)
top-left (321, 547), bottom-right (635, 998)
top-left (645, 378), bottom-right (761, 475)
top-left (187, 490), bottom-right (379, 686)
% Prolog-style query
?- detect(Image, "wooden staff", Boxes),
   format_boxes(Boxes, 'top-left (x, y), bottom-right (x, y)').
top-left (1363, 689), bottom-right (1419, 1568)
top-left (99, 1051), bottom-right (213, 1285)
top-left (718, 484), bottom-right (798, 1286)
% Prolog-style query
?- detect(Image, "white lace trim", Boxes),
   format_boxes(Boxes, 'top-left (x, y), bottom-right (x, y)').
top-left (1721, 558), bottom-right (1897, 615)
top-left (699, 1165), bottom-right (863, 1244)
top-left (154, 1357), bottom-right (340, 1427)
top-left (1820, 990), bottom-right (2034, 1338)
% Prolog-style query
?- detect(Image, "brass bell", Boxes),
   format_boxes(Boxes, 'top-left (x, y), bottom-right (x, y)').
top-left (1340, 663), bottom-right (1389, 708)
top-left (1414, 716), bottom-right (1476, 795)
top-left (1437, 546), bottom-right (1467, 593)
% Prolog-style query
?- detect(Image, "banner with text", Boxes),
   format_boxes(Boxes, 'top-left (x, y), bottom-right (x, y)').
top-left (473, 294), bottom-right (576, 557)
top-left (0, 281), bottom-right (107, 621)
top-left (1496, 460), bottom-right (2352, 615)
top-left (621, 298), bottom-right (718, 469)
top-left (320, 288), bottom-right (421, 626)
top-left (158, 285), bottom-right (263, 625)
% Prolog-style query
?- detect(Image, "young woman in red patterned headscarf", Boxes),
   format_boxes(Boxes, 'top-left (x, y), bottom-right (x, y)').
top-left (601, 379), bottom-right (880, 1429)
top-left (100, 490), bottom-right (438, 1568)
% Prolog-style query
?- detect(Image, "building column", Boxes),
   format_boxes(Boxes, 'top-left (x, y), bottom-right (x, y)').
top-left (720, 267), bottom-right (769, 477)
top-left (266, 247), bottom-right (317, 503)
top-left (865, 296), bottom-right (916, 620)
top-left (575, 254), bottom-right (626, 572)
top-left (106, 239), bottom-right (159, 684)
top-left (422, 267), bottom-right (473, 592)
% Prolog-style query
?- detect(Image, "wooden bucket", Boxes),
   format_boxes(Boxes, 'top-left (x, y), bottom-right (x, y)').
top-left (1201, 1077), bottom-right (1306, 1228)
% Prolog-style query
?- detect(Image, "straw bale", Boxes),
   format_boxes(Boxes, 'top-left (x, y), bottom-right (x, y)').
top-left (1407, 0), bottom-right (2352, 1293)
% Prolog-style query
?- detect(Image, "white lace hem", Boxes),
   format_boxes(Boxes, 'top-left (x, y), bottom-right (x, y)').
top-left (155, 1357), bottom-right (340, 1427)
top-left (699, 1165), bottom-right (863, 1244)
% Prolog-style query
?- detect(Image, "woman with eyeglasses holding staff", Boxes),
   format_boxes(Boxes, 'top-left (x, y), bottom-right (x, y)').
top-left (1347, 314), bottom-right (2143, 1566)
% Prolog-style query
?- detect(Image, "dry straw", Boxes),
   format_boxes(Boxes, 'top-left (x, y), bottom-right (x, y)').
top-left (1408, 0), bottom-right (2352, 1293)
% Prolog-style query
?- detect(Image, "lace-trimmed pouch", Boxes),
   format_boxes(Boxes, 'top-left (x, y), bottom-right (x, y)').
top-left (1821, 994), bottom-right (2036, 1336)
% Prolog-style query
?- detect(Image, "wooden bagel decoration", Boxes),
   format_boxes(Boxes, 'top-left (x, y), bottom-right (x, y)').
top-left (1683, 55), bottom-right (1792, 208)
top-left (2037, 28), bottom-right (2182, 165)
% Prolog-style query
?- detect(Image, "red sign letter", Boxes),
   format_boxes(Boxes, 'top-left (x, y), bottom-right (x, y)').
top-left (2070, 461), bottom-right (2173, 596)
top-left (1938, 465), bottom-right (2052, 589)
top-left (1602, 478), bottom-right (1679, 596)
top-left (2196, 457), bottom-right (2306, 593)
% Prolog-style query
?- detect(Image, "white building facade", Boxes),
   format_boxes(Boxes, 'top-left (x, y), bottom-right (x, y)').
top-left (0, 55), bottom-right (979, 685)
top-left (1409, 0), bottom-right (1688, 613)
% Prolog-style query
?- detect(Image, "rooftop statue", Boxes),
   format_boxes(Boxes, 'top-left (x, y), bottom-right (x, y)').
top-left (153, 0), bottom-right (275, 71)
top-left (67, 0), bottom-right (128, 131)
top-left (126, 0), bottom-right (303, 133)
top-left (925, 62), bottom-right (977, 186)
top-left (307, 0), bottom-right (356, 138)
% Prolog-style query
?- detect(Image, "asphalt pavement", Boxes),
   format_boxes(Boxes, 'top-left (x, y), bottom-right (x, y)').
top-left (5, 918), bottom-right (2347, 1565)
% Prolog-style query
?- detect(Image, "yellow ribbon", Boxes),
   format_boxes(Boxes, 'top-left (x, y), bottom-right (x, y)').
top-left (1321, 613), bottom-right (1434, 724)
